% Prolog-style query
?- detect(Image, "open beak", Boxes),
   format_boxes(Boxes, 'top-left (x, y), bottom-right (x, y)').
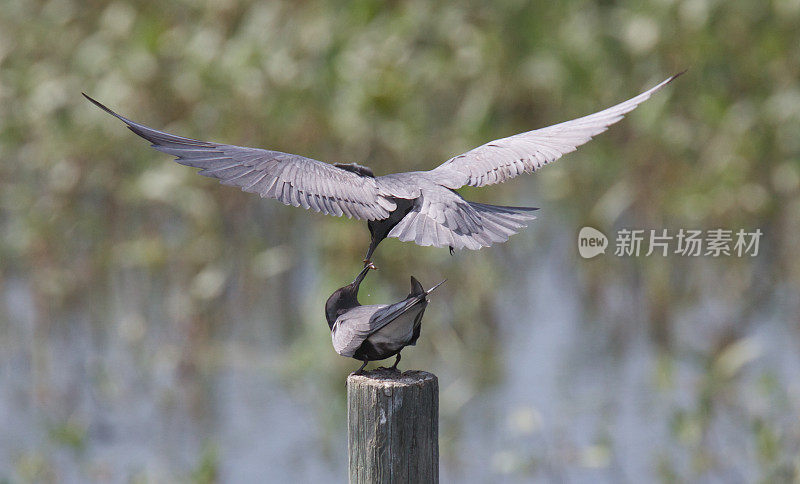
top-left (425, 279), bottom-right (447, 295)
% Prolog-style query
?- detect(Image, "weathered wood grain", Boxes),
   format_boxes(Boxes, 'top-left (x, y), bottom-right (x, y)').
top-left (347, 369), bottom-right (438, 483)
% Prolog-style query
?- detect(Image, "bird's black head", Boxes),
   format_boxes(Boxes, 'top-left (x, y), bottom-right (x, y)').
top-left (325, 264), bottom-right (374, 329)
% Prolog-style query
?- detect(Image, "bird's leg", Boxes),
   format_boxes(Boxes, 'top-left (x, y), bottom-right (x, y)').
top-left (390, 353), bottom-right (401, 372)
top-left (351, 359), bottom-right (368, 375)
top-left (449, 246), bottom-right (455, 256)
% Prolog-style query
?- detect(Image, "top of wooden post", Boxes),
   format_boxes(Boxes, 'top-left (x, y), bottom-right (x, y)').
top-left (346, 368), bottom-right (437, 388)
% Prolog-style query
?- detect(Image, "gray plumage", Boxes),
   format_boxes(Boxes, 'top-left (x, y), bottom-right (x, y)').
top-left (83, 73), bottom-right (680, 261)
top-left (332, 278), bottom-right (443, 359)
top-left (325, 265), bottom-right (444, 371)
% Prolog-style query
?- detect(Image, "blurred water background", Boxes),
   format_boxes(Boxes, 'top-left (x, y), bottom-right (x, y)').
top-left (1, 0), bottom-right (800, 482)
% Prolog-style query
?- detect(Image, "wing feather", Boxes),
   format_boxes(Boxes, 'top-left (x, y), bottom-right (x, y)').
top-left (331, 305), bottom-right (387, 357)
top-left (84, 94), bottom-right (393, 221)
top-left (428, 74), bottom-right (681, 189)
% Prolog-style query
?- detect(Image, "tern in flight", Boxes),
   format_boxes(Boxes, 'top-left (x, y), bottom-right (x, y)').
top-left (84, 73), bottom-right (681, 265)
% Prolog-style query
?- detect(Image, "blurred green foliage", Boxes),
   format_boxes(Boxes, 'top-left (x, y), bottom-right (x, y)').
top-left (1, 0), bottom-right (799, 482)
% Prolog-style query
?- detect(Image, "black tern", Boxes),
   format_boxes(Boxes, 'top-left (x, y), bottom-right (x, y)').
top-left (84, 73), bottom-right (680, 265)
top-left (325, 264), bottom-right (444, 373)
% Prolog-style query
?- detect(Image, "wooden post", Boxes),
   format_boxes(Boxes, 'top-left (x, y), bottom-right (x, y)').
top-left (347, 368), bottom-right (439, 483)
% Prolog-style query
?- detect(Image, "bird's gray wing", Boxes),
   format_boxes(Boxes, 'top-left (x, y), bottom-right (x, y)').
top-left (428, 74), bottom-right (681, 189)
top-left (331, 305), bottom-right (387, 357)
top-left (387, 185), bottom-right (538, 250)
top-left (84, 95), bottom-right (396, 220)
top-left (368, 295), bottom-right (427, 332)
top-left (331, 297), bottom-right (428, 357)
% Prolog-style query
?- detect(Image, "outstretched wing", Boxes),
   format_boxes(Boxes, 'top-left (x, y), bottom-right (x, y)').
top-left (84, 94), bottom-right (396, 220)
top-left (428, 73), bottom-right (682, 189)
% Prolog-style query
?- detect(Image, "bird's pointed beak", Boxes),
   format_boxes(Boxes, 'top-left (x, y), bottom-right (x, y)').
top-left (425, 279), bottom-right (446, 295)
top-left (352, 263), bottom-right (374, 286)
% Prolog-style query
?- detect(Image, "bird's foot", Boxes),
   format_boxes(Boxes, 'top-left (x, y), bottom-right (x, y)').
top-left (363, 260), bottom-right (378, 270)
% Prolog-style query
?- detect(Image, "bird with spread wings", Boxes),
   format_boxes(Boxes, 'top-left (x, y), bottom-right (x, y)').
top-left (85, 73), bottom-right (681, 265)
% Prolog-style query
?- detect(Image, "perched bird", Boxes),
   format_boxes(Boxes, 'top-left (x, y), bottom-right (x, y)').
top-left (84, 73), bottom-right (680, 265)
top-left (325, 264), bottom-right (445, 373)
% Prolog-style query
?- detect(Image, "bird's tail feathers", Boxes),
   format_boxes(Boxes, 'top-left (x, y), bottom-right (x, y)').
top-left (425, 279), bottom-right (446, 295)
top-left (388, 199), bottom-right (538, 250)
top-left (463, 201), bottom-right (538, 247)
top-left (467, 201), bottom-right (539, 217)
